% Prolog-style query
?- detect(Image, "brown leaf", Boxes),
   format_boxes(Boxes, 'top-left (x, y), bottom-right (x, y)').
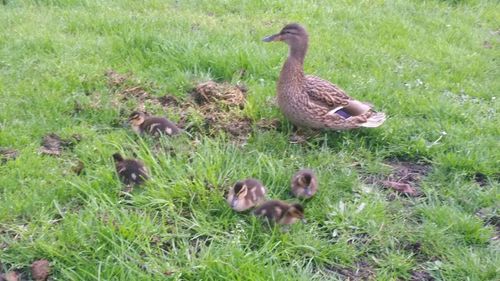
top-left (163, 271), bottom-right (175, 276)
top-left (31, 259), bottom-right (50, 281)
top-left (382, 181), bottom-right (418, 196)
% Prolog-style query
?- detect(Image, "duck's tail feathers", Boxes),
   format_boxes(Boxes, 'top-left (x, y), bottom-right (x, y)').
top-left (360, 112), bottom-right (386, 128)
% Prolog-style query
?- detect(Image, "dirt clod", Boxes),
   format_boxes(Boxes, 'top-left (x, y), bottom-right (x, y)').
top-left (0, 148), bottom-right (19, 164)
top-left (381, 181), bottom-right (418, 196)
top-left (39, 133), bottom-right (81, 156)
top-left (105, 69), bottom-right (128, 87)
top-left (473, 172), bottom-right (488, 187)
top-left (222, 117), bottom-right (252, 137)
top-left (121, 86), bottom-right (149, 101)
top-left (191, 81), bottom-right (246, 108)
top-left (31, 260), bottom-right (50, 281)
top-left (476, 207), bottom-right (499, 240)
top-left (365, 160), bottom-right (430, 197)
top-left (158, 95), bottom-right (181, 108)
top-left (410, 270), bottom-right (434, 281)
top-left (404, 242), bottom-right (422, 254)
top-left (326, 261), bottom-right (374, 280)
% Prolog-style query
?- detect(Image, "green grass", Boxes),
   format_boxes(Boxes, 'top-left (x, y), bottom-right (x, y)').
top-left (1, 0), bottom-right (499, 280)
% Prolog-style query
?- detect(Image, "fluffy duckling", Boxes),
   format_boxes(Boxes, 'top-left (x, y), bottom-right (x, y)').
top-left (112, 153), bottom-right (149, 188)
top-left (291, 169), bottom-right (318, 199)
top-left (226, 178), bottom-right (267, 212)
top-left (253, 200), bottom-right (305, 225)
top-left (128, 111), bottom-right (180, 136)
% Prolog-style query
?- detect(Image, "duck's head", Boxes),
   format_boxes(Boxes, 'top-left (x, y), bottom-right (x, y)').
top-left (287, 203), bottom-right (306, 223)
top-left (292, 169), bottom-right (316, 198)
top-left (128, 111), bottom-right (146, 126)
top-left (230, 181), bottom-right (249, 208)
top-left (112, 153), bottom-right (124, 162)
top-left (262, 23), bottom-right (308, 47)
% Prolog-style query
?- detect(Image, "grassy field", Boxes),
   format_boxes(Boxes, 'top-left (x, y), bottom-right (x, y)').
top-left (1, 0), bottom-right (499, 280)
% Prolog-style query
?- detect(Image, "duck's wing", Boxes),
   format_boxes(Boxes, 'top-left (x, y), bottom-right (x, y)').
top-left (304, 75), bottom-right (386, 128)
top-left (304, 75), bottom-right (351, 109)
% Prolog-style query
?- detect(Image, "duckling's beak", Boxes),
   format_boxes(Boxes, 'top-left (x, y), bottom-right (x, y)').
top-left (231, 198), bottom-right (238, 208)
top-left (262, 33), bottom-right (281, 42)
top-left (301, 218), bottom-right (307, 224)
top-left (305, 188), bottom-right (312, 197)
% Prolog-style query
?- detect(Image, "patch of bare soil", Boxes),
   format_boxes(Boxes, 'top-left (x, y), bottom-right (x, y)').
top-left (102, 71), bottom-right (282, 141)
top-left (187, 81), bottom-right (254, 141)
top-left (39, 133), bottom-right (81, 156)
top-left (476, 207), bottom-right (500, 241)
top-left (325, 261), bottom-right (375, 280)
top-left (157, 94), bottom-right (182, 108)
top-left (410, 269), bottom-right (435, 281)
top-left (364, 160), bottom-right (431, 197)
top-left (472, 172), bottom-right (500, 187)
top-left (0, 148), bottom-right (18, 164)
top-left (255, 118), bottom-right (282, 131)
top-left (105, 69), bottom-right (128, 88)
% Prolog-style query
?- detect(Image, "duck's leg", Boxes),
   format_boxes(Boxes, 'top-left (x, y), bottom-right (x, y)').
top-left (289, 126), bottom-right (321, 144)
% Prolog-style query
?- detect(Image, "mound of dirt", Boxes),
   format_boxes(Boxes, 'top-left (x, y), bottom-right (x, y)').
top-left (191, 81), bottom-right (246, 108)
top-left (39, 133), bottom-right (81, 156)
top-left (325, 261), bottom-right (375, 280)
top-left (0, 148), bottom-right (18, 164)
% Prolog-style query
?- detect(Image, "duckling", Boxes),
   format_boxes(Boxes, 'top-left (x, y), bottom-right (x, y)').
top-left (226, 178), bottom-right (267, 212)
top-left (263, 23), bottom-right (386, 130)
top-left (291, 169), bottom-right (318, 199)
top-left (253, 200), bottom-right (305, 225)
top-left (128, 111), bottom-right (181, 136)
top-left (112, 153), bottom-right (149, 190)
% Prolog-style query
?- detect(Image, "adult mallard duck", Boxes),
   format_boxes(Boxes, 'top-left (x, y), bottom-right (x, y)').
top-left (263, 23), bottom-right (386, 130)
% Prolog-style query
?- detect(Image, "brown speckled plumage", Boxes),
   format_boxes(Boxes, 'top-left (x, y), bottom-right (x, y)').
top-left (129, 111), bottom-right (180, 136)
top-left (291, 169), bottom-right (318, 199)
top-left (226, 178), bottom-right (267, 212)
top-left (253, 200), bottom-right (305, 225)
top-left (112, 153), bottom-right (149, 186)
top-left (263, 23), bottom-right (386, 130)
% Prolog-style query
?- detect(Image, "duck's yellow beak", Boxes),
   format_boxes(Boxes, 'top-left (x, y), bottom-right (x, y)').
top-left (262, 33), bottom-right (281, 42)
